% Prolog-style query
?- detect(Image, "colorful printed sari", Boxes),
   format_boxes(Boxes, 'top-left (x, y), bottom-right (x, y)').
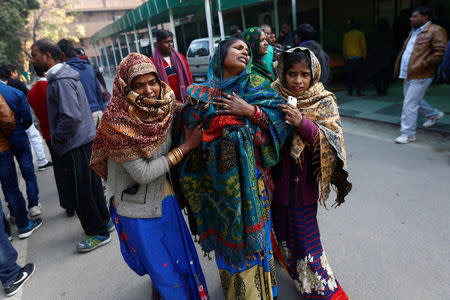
top-left (91, 53), bottom-right (208, 300)
top-left (271, 47), bottom-right (350, 299)
top-left (242, 27), bottom-right (276, 82)
top-left (178, 39), bottom-right (290, 299)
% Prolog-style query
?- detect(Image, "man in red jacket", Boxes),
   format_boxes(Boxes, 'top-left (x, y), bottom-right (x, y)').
top-left (151, 30), bottom-right (193, 103)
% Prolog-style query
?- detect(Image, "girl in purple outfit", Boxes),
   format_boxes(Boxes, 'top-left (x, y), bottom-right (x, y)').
top-left (271, 47), bottom-right (352, 299)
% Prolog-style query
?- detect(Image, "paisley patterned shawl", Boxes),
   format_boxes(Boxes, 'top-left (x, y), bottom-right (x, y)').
top-left (241, 27), bottom-right (276, 82)
top-left (271, 47), bottom-right (352, 207)
top-left (178, 38), bottom-right (290, 263)
top-left (90, 53), bottom-right (180, 180)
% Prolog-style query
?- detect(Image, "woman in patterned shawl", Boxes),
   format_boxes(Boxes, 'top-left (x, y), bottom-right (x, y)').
top-left (177, 37), bottom-right (291, 299)
top-left (241, 27), bottom-right (276, 82)
top-left (90, 53), bottom-right (208, 300)
top-left (271, 47), bottom-right (352, 299)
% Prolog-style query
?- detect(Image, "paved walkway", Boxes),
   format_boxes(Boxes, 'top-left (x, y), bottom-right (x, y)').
top-left (332, 81), bottom-right (450, 134)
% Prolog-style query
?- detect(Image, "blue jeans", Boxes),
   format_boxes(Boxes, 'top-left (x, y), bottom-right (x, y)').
top-left (0, 199), bottom-right (20, 288)
top-left (11, 144), bottom-right (39, 209)
top-left (400, 78), bottom-right (439, 136)
top-left (0, 150), bottom-right (30, 229)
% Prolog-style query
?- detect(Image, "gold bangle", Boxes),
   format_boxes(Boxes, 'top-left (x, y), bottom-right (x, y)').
top-left (167, 152), bottom-right (177, 166)
top-left (173, 147), bottom-right (183, 162)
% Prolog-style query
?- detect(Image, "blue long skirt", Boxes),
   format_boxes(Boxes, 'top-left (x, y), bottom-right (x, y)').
top-left (110, 195), bottom-right (208, 300)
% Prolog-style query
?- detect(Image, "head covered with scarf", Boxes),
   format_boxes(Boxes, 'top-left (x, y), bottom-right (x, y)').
top-left (241, 27), bottom-right (276, 81)
top-left (272, 47), bottom-right (351, 207)
top-left (178, 38), bottom-right (290, 264)
top-left (90, 53), bottom-right (180, 180)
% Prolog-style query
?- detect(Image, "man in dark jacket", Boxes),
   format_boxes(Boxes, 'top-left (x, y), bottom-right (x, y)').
top-left (30, 38), bottom-right (112, 252)
top-left (57, 39), bottom-right (104, 127)
top-left (0, 68), bottom-right (43, 219)
top-left (0, 78), bottom-right (42, 239)
top-left (0, 64), bottom-right (52, 173)
top-left (296, 23), bottom-right (332, 88)
top-left (0, 94), bottom-right (36, 297)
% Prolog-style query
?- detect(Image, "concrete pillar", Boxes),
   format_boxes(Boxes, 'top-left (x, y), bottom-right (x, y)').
top-left (240, 6), bottom-right (246, 30)
top-left (101, 40), bottom-right (112, 77)
top-left (168, 8), bottom-right (178, 52)
top-left (292, 0), bottom-right (297, 30)
top-left (133, 27), bottom-right (141, 53)
top-left (116, 35), bottom-right (124, 60)
top-left (110, 37), bottom-right (118, 69)
top-left (274, 0), bottom-right (279, 36)
top-left (125, 33), bottom-right (131, 54)
top-left (319, 0), bottom-right (324, 46)
top-left (204, 0), bottom-right (214, 55)
top-left (147, 19), bottom-right (155, 54)
top-left (218, 1), bottom-right (225, 40)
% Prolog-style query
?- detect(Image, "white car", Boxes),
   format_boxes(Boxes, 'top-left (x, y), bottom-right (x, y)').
top-left (187, 37), bottom-right (221, 83)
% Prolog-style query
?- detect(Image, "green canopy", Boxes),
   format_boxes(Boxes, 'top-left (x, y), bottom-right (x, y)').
top-left (90, 0), bottom-right (271, 43)
top-left (90, 0), bottom-right (202, 43)
top-left (216, 0), bottom-right (265, 11)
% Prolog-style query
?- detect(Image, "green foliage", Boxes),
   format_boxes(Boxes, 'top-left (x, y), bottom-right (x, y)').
top-left (29, 0), bottom-right (85, 44)
top-left (0, 0), bottom-right (39, 64)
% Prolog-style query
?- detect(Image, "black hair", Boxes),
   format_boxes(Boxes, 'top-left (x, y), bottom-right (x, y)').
top-left (414, 6), bottom-right (433, 20)
top-left (32, 39), bottom-right (62, 61)
top-left (282, 48), bottom-right (312, 75)
top-left (155, 29), bottom-right (173, 42)
top-left (219, 37), bottom-right (249, 65)
top-left (31, 64), bottom-right (45, 77)
top-left (57, 39), bottom-right (77, 58)
top-left (229, 26), bottom-right (242, 37)
top-left (376, 18), bottom-right (390, 33)
top-left (75, 47), bottom-right (85, 56)
top-left (6, 64), bottom-right (18, 74)
top-left (349, 19), bottom-right (361, 30)
top-left (296, 24), bottom-right (316, 42)
top-left (260, 24), bottom-right (271, 32)
top-left (0, 64), bottom-right (10, 80)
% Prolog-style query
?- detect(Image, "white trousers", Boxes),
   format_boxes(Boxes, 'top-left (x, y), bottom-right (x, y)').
top-left (400, 78), bottom-right (439, 136)
top-left (25, 124), bottom-right (48, 167)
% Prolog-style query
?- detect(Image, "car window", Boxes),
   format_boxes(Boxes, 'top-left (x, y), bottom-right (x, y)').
top-left (187, 41), bottom-right (209, 57)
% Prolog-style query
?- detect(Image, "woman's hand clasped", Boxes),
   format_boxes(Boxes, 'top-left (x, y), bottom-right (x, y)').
top-left (279, 103), bottom-right (303, 127)
top-left (214, 92), bottom-right (254, 119)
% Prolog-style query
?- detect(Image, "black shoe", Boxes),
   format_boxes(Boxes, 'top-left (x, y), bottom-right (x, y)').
top-left (18, 218), bottom-right (43, 239)
top-left (38, 161), bottom-right (53, 171)
top-left (4, 263), bottom-right (35, 297)
top-left (66, 209), bottom-right (75, 217)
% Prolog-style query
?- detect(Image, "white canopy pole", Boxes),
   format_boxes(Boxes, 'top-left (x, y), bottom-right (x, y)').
top-left (240, 6), bottom-right (246, 30)
top-left (110, 37), bottom-right (118, 70)
top-left (125, 33), bottom-right (131, 54)
top-left (94, 44), bottom-right (102, 68)
top-left (91, 43), bottom-right (100, 67)
top-left (168, 8), bottom-right (178, 52)
top-left (319, 0), bottom-right (324, 46)
top-left (292, 0), bottom-right (297, 30)
top-left (133, 27), bottom-right (141, 53)
top-left (274, 0), bottom-right (279, 36)
top-left (147, 19), bottom-right (155, 54)
top-left (218, 1), bottom-right (225, 40)
top-left (101, 39), bottom-right (112, 77)
top-left (204, 0), bottom-right (214, 55)
top-left (116, 35), bottom-right (124, 60)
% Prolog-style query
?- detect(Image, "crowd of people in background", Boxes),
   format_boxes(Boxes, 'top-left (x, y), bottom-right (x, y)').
top-left (0, 3), bottom-right (448, 299)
